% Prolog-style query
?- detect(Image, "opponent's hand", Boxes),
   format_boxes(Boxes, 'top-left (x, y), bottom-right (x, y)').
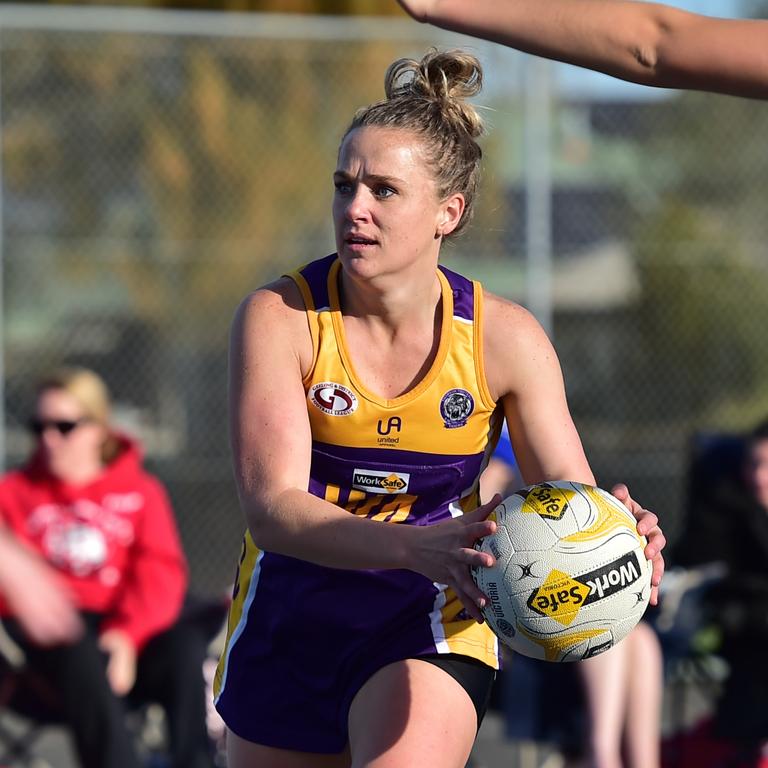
top-left (99, 629), bottom-right (138, 696)
top-left (412, 494), bottom-right (501, 622)
top-left (612, 483), bottom-right (666, 606)
top-left (0, 537), bottom-right (83, 647)
top-left (394, 0), bottom-right (437, 22)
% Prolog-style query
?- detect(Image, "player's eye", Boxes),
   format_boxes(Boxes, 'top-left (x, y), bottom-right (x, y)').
top-left (334, 179), bottom-right (353, 195)
top-left (374, 185), bottom-right (395, 199)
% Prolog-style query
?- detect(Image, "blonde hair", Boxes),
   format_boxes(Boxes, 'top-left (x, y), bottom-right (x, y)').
top-left (343, 48), bottom-right (485, 238)
top-left (36, 366), bottom-right (120, 462)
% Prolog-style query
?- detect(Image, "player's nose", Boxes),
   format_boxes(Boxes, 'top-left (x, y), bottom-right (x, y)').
top-left (344, 187), bottom-right (372, 221)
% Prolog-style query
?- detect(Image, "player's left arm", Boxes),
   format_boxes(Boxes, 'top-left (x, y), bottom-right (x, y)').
top-left (483, 293), bottom-right (665, 603)
top-left (483, 294), bottom-right (593, 486)
top-left (397, 0), bottom-right (768, 100)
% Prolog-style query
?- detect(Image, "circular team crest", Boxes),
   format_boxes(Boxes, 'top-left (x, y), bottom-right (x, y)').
top-left (440, 388), bottom-right (474, 428)
top-left (309, 382), bottom-right (358, 416)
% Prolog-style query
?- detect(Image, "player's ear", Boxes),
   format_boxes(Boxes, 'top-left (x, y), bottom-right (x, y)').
top-left (436, 192), bottom-right (465, 239)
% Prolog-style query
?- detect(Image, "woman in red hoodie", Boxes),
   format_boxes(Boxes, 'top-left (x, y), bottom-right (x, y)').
top-left (0, 366), bottom-right (214, 768)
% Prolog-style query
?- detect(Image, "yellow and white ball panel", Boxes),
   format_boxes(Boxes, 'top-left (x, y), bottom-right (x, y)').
top-left (473, 481), bottom-right (653, 662)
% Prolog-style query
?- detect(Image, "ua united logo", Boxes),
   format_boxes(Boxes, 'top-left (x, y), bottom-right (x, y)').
top-left (309, 382), bottom-right (358, 416)
top-left (377, 417), bottom-right (402, 435)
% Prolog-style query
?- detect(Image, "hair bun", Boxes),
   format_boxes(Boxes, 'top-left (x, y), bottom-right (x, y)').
top-left (384, 49), bottom-right (484, 139)
top-left (344, 47), bottom-right (486, 238)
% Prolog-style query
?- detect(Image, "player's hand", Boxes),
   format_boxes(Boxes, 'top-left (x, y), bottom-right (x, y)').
top-left (99, 629), bottom-right (138, 696)
top-left (412, 494), bottom-right (501, 623)
top-left (612, 483), bottom-right (666, 606)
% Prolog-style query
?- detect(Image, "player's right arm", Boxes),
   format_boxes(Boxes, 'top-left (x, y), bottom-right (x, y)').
top-left (229, 279), bottom-right (495, 619)
top-left (397, 0), bottom-right (768, 99)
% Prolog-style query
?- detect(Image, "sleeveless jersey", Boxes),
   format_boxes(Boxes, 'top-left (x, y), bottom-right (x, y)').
top-left (214, 255), bottom-right (503, 735)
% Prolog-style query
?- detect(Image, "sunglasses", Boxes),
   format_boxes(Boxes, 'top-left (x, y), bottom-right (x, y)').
top-left (28, 418), bottom-right (90, 437)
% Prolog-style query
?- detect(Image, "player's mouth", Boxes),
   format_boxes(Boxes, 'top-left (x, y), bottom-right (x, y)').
top-left (344, 233), bottom-right (378, 251)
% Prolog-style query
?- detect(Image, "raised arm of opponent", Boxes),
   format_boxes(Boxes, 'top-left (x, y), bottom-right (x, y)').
top-left (397, 0), bottom-right (768, 99)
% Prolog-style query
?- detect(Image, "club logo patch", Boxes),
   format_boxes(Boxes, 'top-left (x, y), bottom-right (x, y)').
top-left (309, 382), bottom-right (358, 416)
top-left (352, 469), bottom-right (410, 494)
top-left (439, 389), bottom-right (474, 428)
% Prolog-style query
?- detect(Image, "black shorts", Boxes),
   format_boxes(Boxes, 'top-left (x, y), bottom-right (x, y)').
top-left (416, 653), bottom-right (497, 729)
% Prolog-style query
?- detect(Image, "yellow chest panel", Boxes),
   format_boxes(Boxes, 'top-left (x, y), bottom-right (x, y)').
top-left (292, 256), bottom-right (498, 458)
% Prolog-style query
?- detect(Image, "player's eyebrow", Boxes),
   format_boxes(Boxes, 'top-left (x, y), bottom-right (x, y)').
top-left (333, 170), bottom-right (405, 187)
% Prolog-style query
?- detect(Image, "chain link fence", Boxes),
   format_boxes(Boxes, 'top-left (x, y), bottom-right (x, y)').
top-left (1, 6), bottom-right (767, 596)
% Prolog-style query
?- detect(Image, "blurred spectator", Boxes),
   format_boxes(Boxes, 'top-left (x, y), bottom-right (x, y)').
top-left (673, 418), bottom-right (768, 765)
top-left (0, 366), bottom-right (215, 768)
top-left (578, 619), bottom-right (663, 768)
top-left (481, 426), bottom-right (664, 768)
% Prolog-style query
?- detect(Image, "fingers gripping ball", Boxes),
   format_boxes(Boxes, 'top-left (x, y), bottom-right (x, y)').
top-left (472, 481), bottom-right (652, 662)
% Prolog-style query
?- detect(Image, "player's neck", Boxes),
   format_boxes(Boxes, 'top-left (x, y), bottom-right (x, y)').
top-left (339, 266), bottom-right (441, 333)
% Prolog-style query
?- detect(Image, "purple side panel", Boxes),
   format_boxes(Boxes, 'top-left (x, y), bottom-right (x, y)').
top-left (438, 264), bottom-right (475, 322)
top-left (297, 253), bottom-right (337, 309)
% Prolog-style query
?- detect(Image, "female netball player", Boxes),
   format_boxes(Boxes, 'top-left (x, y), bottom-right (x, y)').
top-left (397, 0), bottom-right (768, 99)
top-left (214, 49), bottom-right (666, 768)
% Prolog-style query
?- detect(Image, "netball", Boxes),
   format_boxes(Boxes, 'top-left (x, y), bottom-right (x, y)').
top-left (472, 481), bottom-right (652, 662)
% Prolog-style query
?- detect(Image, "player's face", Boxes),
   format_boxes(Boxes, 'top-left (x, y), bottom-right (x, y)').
top-left (333, 126), bottom-right (462, 280)
top-left (32, 388), bottom-right (106, 478)
top-left (745, 438), bottom-right (768, 510)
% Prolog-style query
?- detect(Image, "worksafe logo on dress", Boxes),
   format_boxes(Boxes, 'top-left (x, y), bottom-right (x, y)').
top-left (309, 382), bottom-right (358, 416)
top-left (352, 469), bottom-right (410, 494)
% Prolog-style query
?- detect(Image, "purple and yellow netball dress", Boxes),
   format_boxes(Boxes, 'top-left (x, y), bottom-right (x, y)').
top-left (214, 254), bottom-right (502, 752)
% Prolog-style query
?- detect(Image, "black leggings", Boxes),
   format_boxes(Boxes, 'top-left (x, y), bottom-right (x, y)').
top-left (7, 612), bottom-right (214, 768)
top-left (417, 653), bottom-right (497, 729)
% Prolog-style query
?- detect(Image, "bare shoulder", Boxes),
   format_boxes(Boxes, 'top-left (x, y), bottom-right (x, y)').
top-left (482, 289), bottom-right (560, 399)
top-left (483, 290), bottom-right (553, 354)
top-left (232, 275), bottom-right (312, 374)
top-left (234, 275), bottom-right (305, 324)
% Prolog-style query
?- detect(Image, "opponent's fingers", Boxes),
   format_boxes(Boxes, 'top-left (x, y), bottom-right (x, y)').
top-left (49, 606), bottom-right (85, 645)
top-left (394, 0), bottom-right (431, 22)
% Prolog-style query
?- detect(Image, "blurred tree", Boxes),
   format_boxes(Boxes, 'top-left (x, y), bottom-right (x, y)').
top-left (649, 92), bottom-right (768, 244)
top-left (138, 37), bottom-right (418, 340)
top-left (632, 192), bottom-right (768, 427)
top-left (1, 25), bottom-right (407, 347)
